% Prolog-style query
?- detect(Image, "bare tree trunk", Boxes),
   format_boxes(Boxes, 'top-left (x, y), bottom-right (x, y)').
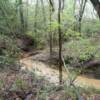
top-left (25, 0), bottom-right (28, 31)
top-left (58, 0), bottom-right (62, 84)
top-left (49, 0), bottom-right (54, 11)
top-left (49, 0), bottom-right (54, 57)
top-left (90, 0), bottom-right (100, 18)
top-left (78, 0), bottom-right (87, 33)
top-left (34, 0), bottom-right (39, 33)
top-left (61, 0), bottom-right (65, 10)
top-left (19, 0), bottom-right (25, 33)
top-left (49, 4), bottom-right (53, 57)
top-left (15, 0), bottom-right (18, 13)
top-left (41, 0), bottom-right (46, 26)
top-left (73, 0), bottom-right (76, 31)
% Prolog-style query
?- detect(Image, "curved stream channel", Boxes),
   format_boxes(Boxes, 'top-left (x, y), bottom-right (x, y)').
top-left (20, 52), bottom-right (100, 89)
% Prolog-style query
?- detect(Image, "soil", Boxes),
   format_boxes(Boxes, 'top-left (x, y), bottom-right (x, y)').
top-left (20, 50), bottom-right (100, 89)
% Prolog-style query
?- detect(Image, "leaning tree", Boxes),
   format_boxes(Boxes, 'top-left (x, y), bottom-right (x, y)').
top-left (90, 0), bottom-right (100, 18)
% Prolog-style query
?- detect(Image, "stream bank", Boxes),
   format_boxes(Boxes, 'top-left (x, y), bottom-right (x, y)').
top-left (20, 51), bottom-right (100, 89)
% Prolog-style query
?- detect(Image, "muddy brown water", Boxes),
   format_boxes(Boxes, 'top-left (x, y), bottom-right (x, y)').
top-left (20, 55), bottom-right (100, 89)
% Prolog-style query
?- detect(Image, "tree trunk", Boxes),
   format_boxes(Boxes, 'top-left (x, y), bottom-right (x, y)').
top-left (49, 0), bottom-right (54, 11)
top-left (49, 0), bottom-right (54, 57)
top-left (34, 0), bottom-right (39, 33)
top-left (25, 0), bottom-right (28, 31)
top-left (19, 0), bottom-right (25, 33)
top-left (58, 0), bottom-right (62, 84)
top-left (41, 0), bottom-right (46, 26)
top-left (49, 5), bottom-right (53, 57)
top-left (90, 0), bottom-right (100, 18)
top-left (78, 0), bottom-right (87, 33)
top-left (61, 0), bottom-right (65, 10)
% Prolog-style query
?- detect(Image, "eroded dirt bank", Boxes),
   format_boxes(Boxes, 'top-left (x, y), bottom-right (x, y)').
top-left (20, 51), bottom-right (100, 89)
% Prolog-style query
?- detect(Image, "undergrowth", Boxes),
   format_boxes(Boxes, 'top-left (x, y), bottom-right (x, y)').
top-left (0, 71), bottom-right (100, 100)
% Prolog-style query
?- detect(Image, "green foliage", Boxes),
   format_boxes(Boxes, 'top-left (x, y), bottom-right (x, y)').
top-left (47, 21), bottom-right (59, 32)
top-left (13, 79), bottom-right (27, 90)
top-left (64, 29), bottom-right (81, 40)
top-left (0, 0), bottom-right (20, 35)
top-left (64, 38), bottom-right (100, 65)
top-left (82, 19), bottom-right (100, 36)
top-left (0, 34), bottom-right (20, 69)
top-left (26, 31), bottom-right (46, 49)
top-left (0, 80), bottom-right (4, 90)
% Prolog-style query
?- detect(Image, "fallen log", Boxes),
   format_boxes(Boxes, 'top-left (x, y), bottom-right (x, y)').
top-left (72, 60), bottom-right (100, 69)
top-left (84, 60), bottom-right (100, 68)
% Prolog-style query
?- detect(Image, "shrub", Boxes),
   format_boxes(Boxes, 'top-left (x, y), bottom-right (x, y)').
top-left (0, 34), bottom-right (20, 70)
top-left (63, 38), bottom-right (100, 67)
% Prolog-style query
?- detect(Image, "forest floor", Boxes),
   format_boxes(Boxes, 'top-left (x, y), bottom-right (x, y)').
top-left (0, 50), bottom-right (100, 99)
top-left (20, 50), bottom-right (100, 89)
